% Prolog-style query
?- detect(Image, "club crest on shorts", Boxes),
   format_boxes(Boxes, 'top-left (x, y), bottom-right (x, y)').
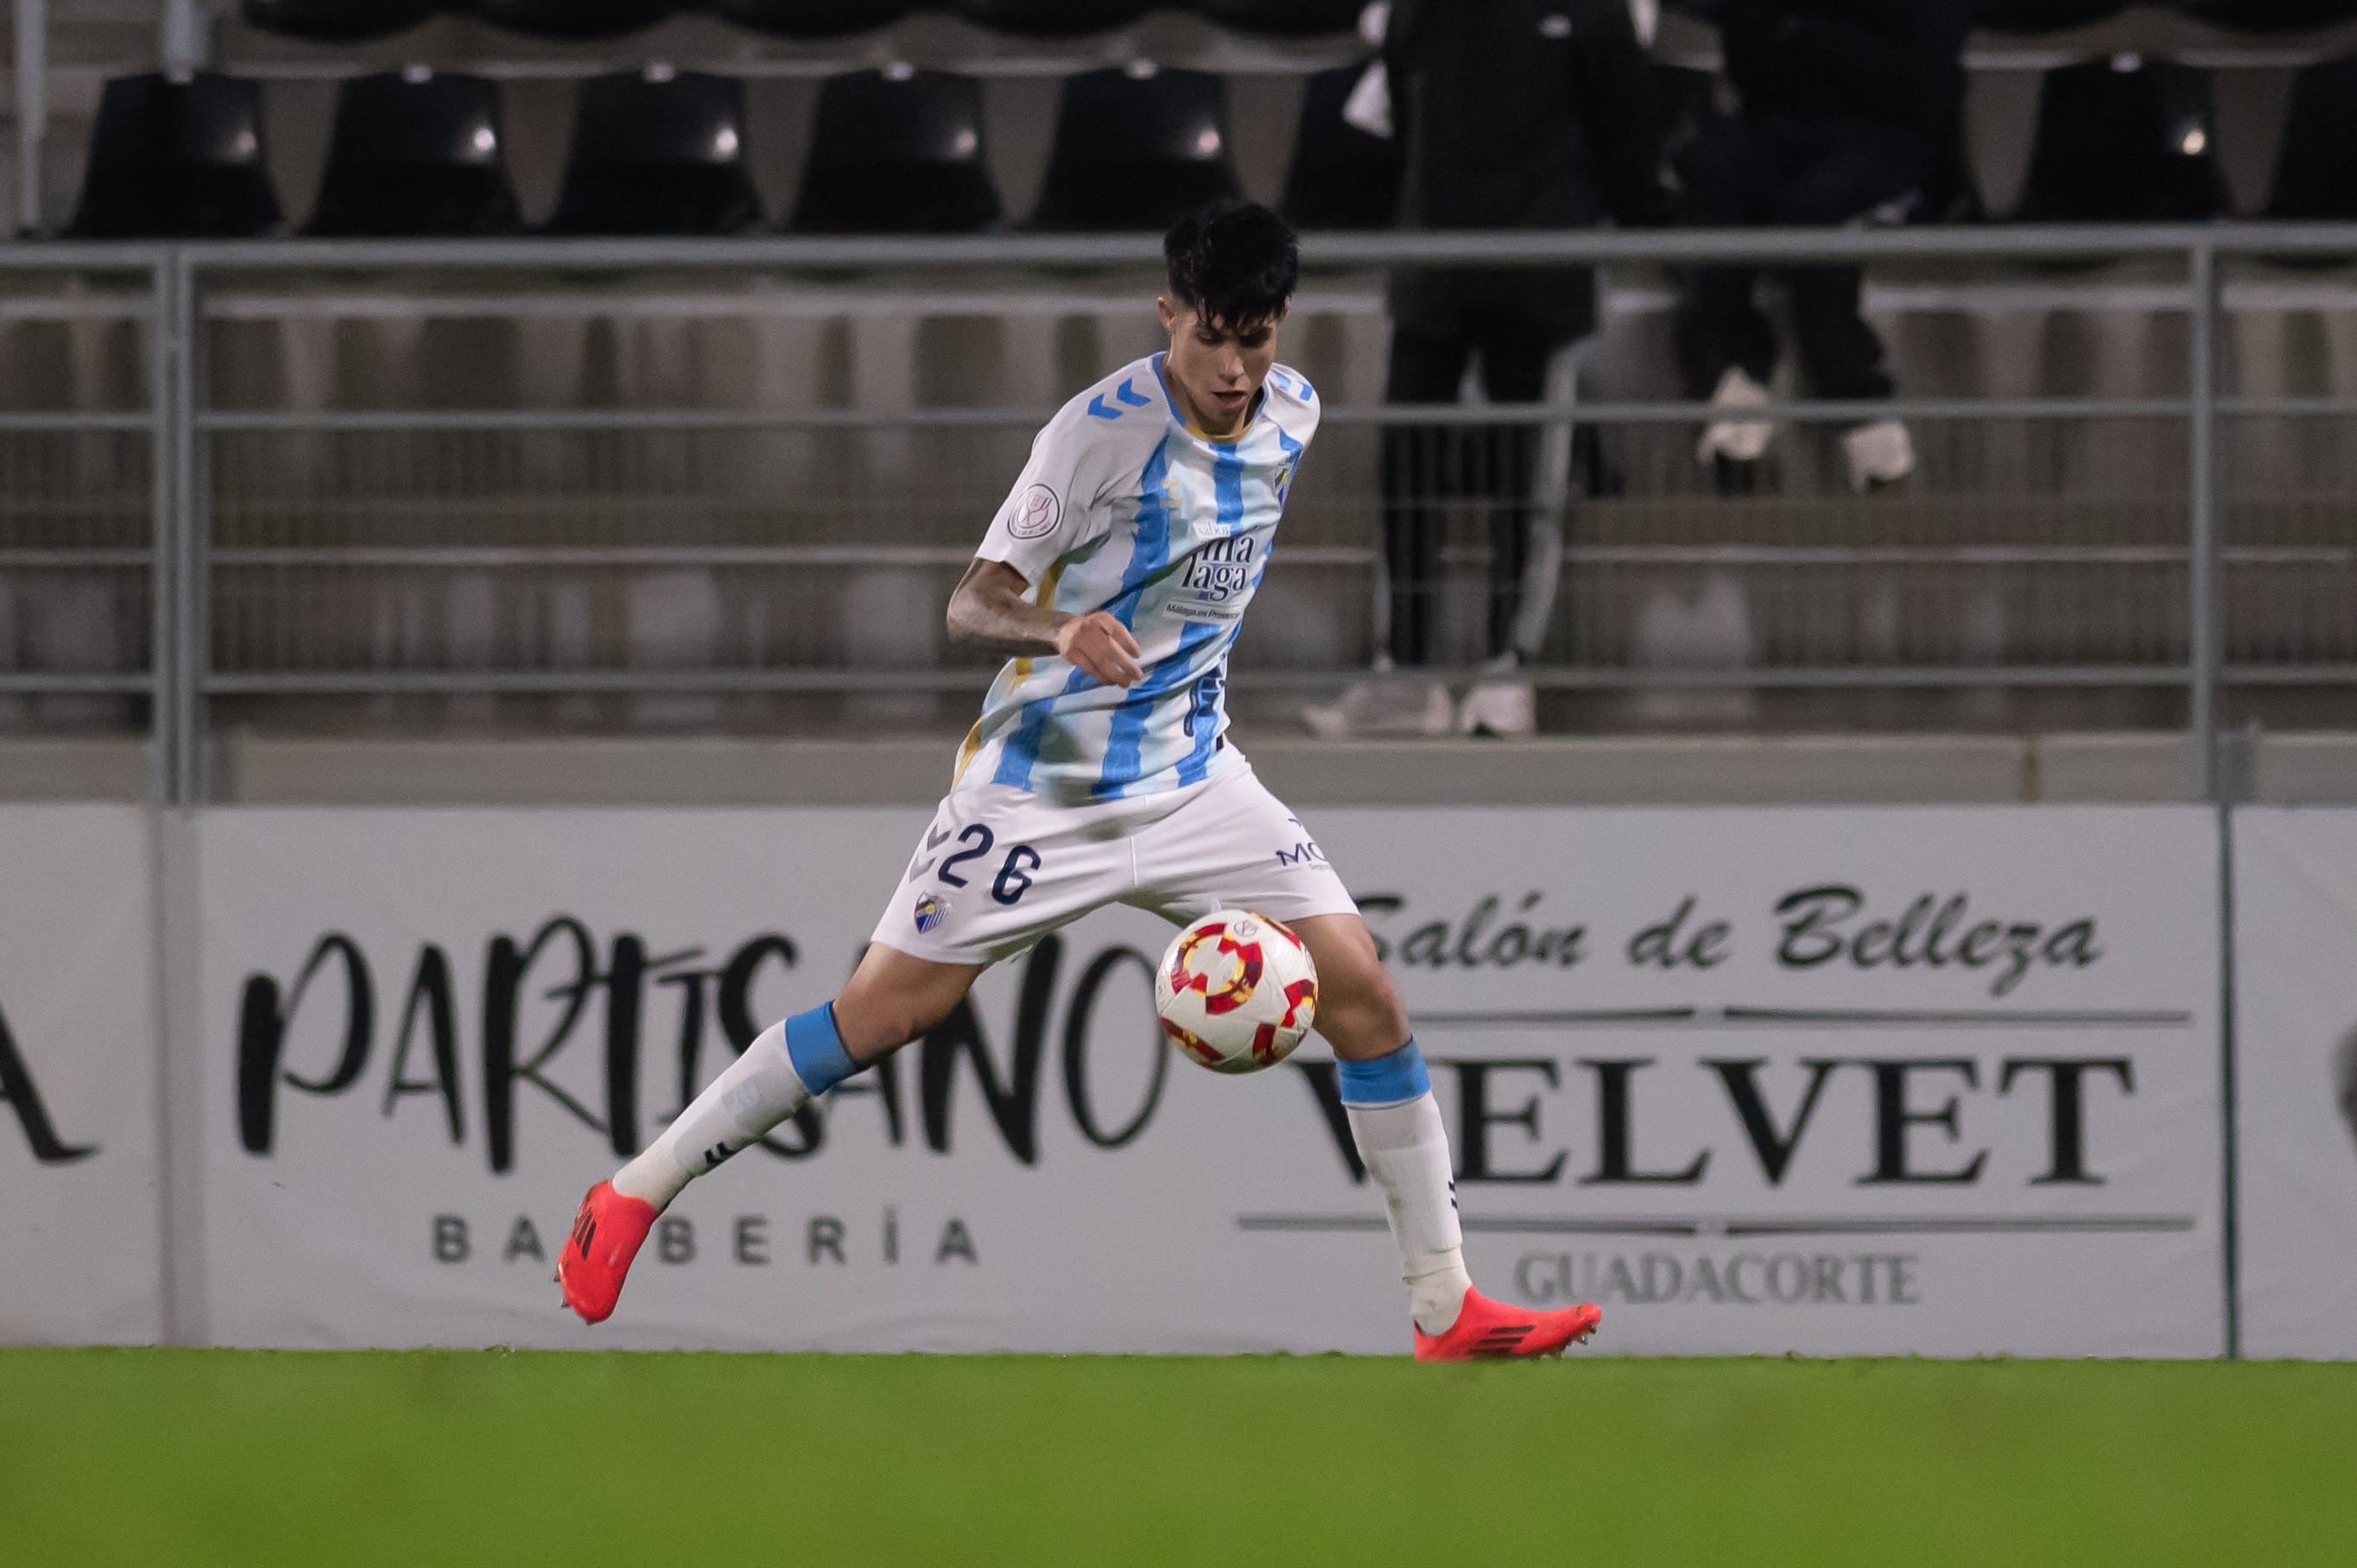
top-left (914, 893), bottom-right (947, 933)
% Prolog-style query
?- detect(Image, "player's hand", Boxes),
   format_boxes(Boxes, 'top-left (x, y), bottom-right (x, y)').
top-left (1055, 611), bottom-right (1145, 687)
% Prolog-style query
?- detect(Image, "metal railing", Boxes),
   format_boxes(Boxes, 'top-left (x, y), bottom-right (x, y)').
top-left (5, 224), bottom-right (2357, 804)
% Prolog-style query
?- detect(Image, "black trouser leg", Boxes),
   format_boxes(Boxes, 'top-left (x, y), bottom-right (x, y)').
top-left (1785, 264), bottom-right (1892, 400)
top-left (1770, 121), bottom-right (1930, 401)
top-left (1382, 323), bottom-right (1471, 668)
top-left (1471, 314), bottom-right (1554, 661)
top-left (1674, 120), bottom-right (1786, 395)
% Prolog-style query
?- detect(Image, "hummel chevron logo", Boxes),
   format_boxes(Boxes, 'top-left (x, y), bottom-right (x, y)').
top-left (908, 823), bottom-right (956, 879)
top-left (1087, 378), bottom-right (1154, 420)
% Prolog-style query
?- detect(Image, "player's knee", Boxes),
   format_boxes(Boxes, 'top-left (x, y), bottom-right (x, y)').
top-left (833, 992), bottom-right (941, 1058)
top-left (832, 983), bottom-right (952, 1058)
top-left (1316, 944), bottom-right (1411, 1058)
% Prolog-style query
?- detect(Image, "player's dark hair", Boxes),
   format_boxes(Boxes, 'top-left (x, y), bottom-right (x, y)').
top-left (1163, 201), bottom-right (1299, 332)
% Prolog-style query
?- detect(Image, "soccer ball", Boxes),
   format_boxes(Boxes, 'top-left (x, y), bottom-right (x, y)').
top-left (1154, 909), bottom-right (1320, 1074)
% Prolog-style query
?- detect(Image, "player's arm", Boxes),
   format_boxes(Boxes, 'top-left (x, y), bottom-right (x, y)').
top-left (946, 559), bottom-right (1144, 687)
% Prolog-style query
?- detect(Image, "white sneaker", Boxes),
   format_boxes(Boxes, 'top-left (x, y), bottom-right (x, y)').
top-left (1457, 662), bottom-right (1536, 738)
top-left (1843, 419), bottom-right (1915, 492)
top-left (1302, 675), bottom-right (1454, 739)
top-left (1695, 365), bottom-right (1775, 466)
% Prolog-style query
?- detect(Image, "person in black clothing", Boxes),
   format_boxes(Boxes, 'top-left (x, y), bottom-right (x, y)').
top-left (1677, 0), bottom-right (1972, 492)
top-left (1306, 0), bottom-right (1670, 739)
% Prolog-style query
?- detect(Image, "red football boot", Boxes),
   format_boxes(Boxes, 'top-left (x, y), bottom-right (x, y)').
top-left (556, 1181), bottom-right (656, 1325)
top-left (1412, 1286), bottom-right (1601, 1362)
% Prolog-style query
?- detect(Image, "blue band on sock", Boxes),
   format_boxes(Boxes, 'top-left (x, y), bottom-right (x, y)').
top-left (1336, 1040), bottom-right (1430, 1105)
top-left (784, 1003), bottom-right (860, 1097)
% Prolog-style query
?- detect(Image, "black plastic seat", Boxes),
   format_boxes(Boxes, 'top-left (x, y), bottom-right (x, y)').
top-left (70, 71), bottom-right (282, 238)
top-left (2265, 56), bottom-right (2357, 219)
top-left (2013, 55), bottom-right (2228, 222)
top-left (548, 67), bottom-right (760, 235)
top-left (789, 67), bottom-right (1000, 232)
top-left (462, 0), bottom-right (677, 38)
top-left (706, 0), bottom-right (911, 35)
top-left (1973, 1), bottom-right (2127, 31)
top-left (307, 69), bottom-right (523, 237)
top-left (1196, 0), bottom-right (1362, 34)
top-left (1031, 65), bottom-right (1242, 231)
top-left (947, 1), bottom-right (1152, 36)
top-left (2176, 0), bottom-right (2357, 29)
top-left (1279, 62), bottom-right (1400, 230)
top-left (240, 0), bottom-right (435, 41)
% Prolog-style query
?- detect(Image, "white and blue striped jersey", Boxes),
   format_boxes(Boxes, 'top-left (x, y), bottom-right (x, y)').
top-left (953, 352), bottom-right (1319, 801)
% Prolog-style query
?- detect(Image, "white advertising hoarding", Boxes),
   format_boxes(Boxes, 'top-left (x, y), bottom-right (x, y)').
top-left (2232, 809), bottom-right (2357, 1359)
top-left (196, 803), bottom-right (2226, 1356)
top-left (0, 806), bottom-right (162, 1344)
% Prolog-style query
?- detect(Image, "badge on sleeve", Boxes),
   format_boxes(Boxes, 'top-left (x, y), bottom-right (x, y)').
top-left (1010, 484), bottom-right (1061, 539)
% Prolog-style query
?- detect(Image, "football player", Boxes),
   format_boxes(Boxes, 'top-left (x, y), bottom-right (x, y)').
top-left (558, 202), bottom-right (1601, 1361)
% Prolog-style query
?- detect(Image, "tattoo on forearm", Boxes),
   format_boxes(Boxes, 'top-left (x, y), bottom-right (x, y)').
top-left (947, 560), bottom-right (1062, 657)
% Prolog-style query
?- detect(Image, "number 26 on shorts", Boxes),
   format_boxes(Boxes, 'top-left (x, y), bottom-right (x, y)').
top-left (937, 823), bottom-right (1042, 907)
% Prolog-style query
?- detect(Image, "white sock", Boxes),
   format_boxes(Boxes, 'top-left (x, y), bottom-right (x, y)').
top-left (1346, 1090), bottom-right (1474, 1335)
top-left (612, 1021), bottom-right (809, 1211)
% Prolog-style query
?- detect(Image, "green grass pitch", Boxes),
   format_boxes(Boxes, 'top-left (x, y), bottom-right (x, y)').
top-left (3, 1349), bottom-right (2353, 1567)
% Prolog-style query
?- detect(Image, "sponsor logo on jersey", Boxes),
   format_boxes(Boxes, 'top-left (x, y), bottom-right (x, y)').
top-left (1173, 534), bottom-right (1256, 623)
top-left (914, 893), bottom-right (948, 933)
top-left (1008, 484), bottom-right (1061, 540)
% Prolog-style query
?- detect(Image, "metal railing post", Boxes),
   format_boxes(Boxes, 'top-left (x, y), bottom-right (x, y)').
top-left (11, 0), bottom-right (45, 235)
top-left (2188, 238), bottom-right (2222, 803)
top-left (159, 250), bottom-right (206, 804)
top-left (149, 257), bottom-right (177, 803)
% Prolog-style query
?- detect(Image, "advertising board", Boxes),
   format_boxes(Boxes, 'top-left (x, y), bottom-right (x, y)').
top-left (196, 804), bottom-right (2226, 1356)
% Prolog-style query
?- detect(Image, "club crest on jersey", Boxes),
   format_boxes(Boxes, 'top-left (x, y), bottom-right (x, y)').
top-left (1273, 463), bottom-right (1293, 505)
top-left (914, 893), bottom-right (948, 933)
top-left (1009, 484), bottom-right (1060, 540)
top-left (1174, 534), bottom-right (1255, 623)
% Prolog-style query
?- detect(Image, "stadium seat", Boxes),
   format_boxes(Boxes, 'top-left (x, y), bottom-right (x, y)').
top-left (461, 0), bottom-right (677, 38)
top-left (306, 69), bottom-right (523, 237)
top-left (547, 67), bottom-right (761, 235)
top-left (946, 0), bottom-right (1153, 36)
top-left (2176, 0), bottom-right (2357, 28)
top-left (1195, 0), bottom-right (1363, 35)
top-left (1972, 0), bottom-right (2127, 30)
top-left (69, 71), bottom-right (282, 238)
top-left (706, 0), bottom-right (912, 35)
top-left (1278, 62), bottom-right (1401, 230)
top-left (787, 67), bottom-right (1000, 232)
top-left (2265, 56), bottom-right (2357, 219)
top-left (239, 0), bottom-right (435, 41)
top-left (2012, 55), bottom-right (2228, 222)
top-left (1030, 64), bottom-right (1242, 231)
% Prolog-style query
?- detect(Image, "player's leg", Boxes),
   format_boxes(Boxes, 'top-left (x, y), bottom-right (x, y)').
top-left (559, 944), bottom-right (979, 1323)
top-left (1284, 911), bottom-right (1472, 1324)
top-left (614, 942), bottom-right (981, 1210)
top-left (563, 781), bottom-right (1118, 1324)
top-left (1136, 765), bottom-right (1600, 1357)
top-left (1289, 911), bottom-right (1601, 1360)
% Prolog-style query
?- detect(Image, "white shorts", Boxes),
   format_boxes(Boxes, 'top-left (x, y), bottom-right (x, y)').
top-left (869, 760), bottom-right (1359, 966)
